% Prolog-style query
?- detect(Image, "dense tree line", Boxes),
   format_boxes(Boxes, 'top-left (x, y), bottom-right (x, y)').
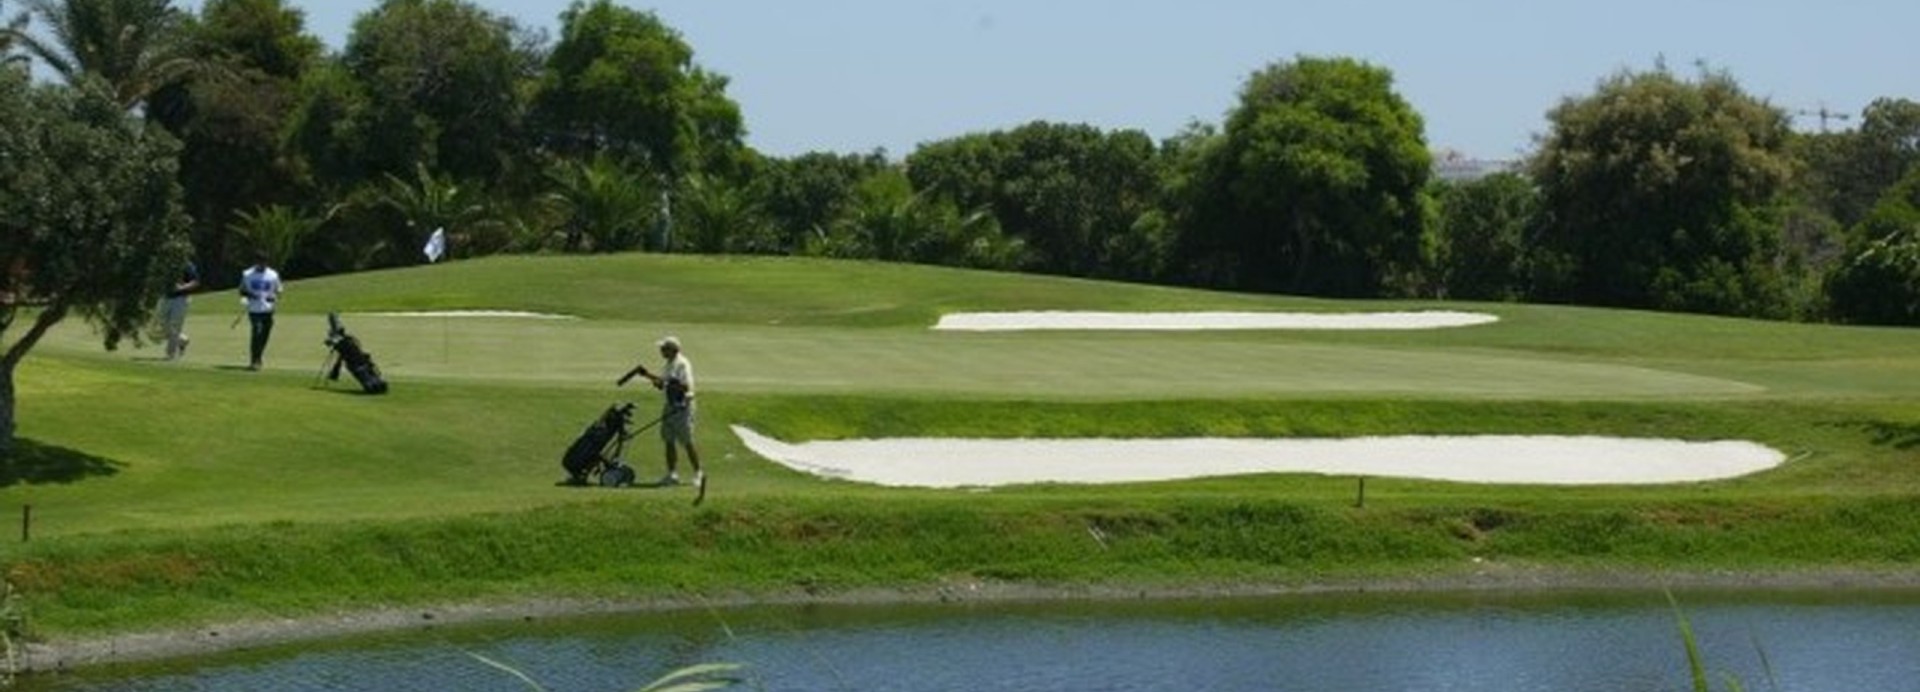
top-left (0, 63), bottom-right (190, 448)
top-left (5, 0), bottom-right (1920, 333)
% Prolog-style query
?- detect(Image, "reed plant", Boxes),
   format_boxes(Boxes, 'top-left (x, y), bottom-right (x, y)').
top-left (469, 651), bottom-right (743, 692)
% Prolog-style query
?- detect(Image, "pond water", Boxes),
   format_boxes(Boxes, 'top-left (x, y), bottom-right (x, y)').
top-left (19, 589), bottom-right (1920, 691)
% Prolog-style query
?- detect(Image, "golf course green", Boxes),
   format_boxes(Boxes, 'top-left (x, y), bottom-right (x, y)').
top-left (5, 253), bottom-right (1920, 645)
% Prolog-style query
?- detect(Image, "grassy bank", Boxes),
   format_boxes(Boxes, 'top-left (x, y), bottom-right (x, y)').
top-left (11, 489), bottom-right (1920, 636)
top-left (4, 254), bottom-right (1920, 642)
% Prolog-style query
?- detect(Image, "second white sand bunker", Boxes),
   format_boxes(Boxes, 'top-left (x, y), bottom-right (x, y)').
top-left (734, 426), bottom-right (1785, 488)
top-left (356, 310), bottom-right (581, 320)
top-left (934, 310), bottom-right (1499, 331)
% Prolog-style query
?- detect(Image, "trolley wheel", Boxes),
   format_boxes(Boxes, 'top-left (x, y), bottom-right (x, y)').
top-left (600, 463), bottom-right (635, 488)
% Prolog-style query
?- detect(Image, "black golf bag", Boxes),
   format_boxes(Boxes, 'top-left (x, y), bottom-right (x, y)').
top-left (323, 312), bottom-right (388, 394)
top-left (562, 401), bottom-right (638, 487)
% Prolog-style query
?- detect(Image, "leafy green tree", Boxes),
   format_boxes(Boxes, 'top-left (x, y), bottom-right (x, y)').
top-left (190, 0), bottom-right (315, 79)
top-left (1789, 98), bottom-right (1920, 250)
top-left (1151, 121), bottom-right (1222, 278)
top-left (339, 0), bottom-right (535, 183)
top-left (283, 60), bottom-right (368, 193)
top-left (532, 0), bottom-right (744, 180)
top-left (1174, 56), bottom-right (1432, 297)
top-left (907, 122), bottom-right (1163, 280)
top-left (1431, 172), bottom-right (1538, 301)
top-left (148, 0), bottom-right (321, 280)
top-left (1827, 166), bottom-right (1920, 325)
top-left (1784, 131), bottom-right (1855, 264)
top-left (1833, 99), bottom-right (1920, 231)
top-left (1825, 233), bottom-right (1920, 326)
top-left (1530, 64), bottom-right (1794, 317)
top-left (4, 0), bottom-right (202, 108)
top-left (0, 72), bottom-right (191, 448)
top-left (754, 151), bottom-right (890, 253)
top-left (1792, 129), bottom-right (1861, 235)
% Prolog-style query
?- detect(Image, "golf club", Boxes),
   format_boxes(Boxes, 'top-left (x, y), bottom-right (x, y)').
top-left (616, 363), bottom-right (650, 387)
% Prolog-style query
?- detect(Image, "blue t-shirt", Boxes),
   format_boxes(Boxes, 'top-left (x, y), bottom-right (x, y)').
top-left (169, 262), bottom-right (198, 298)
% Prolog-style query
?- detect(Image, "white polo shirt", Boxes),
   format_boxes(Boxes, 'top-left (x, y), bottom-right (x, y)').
top-left (240, 266), bottom-right (282, 314)
top-left (664, 353), bottom-right (694, 403)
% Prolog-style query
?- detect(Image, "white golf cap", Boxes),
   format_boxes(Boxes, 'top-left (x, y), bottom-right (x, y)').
top-left (657, 335), bottom-right (681, 350)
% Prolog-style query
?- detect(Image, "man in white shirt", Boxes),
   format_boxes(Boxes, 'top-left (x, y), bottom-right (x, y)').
top-left (636, 335), bottom-right (701, 488)
top-left (239, 254), bottom-right (283, 371)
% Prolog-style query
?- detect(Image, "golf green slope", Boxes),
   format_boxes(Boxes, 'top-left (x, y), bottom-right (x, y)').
top-left (6, 254), bottom-right (1920, 640)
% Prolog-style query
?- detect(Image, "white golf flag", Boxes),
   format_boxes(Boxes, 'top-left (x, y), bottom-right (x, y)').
top-left (423, 227), bottom-right (446, 263)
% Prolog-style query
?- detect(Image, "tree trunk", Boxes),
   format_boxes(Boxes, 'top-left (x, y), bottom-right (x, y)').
top-left (0, 303), bottom-right (68, 454)
top-left (1290, 216), bottom-right (1317, 294)
top-left (0, 360), bottom-right (14, 454)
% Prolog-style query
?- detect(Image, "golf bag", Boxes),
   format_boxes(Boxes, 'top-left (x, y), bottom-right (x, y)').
top-left (562, 401), bottom-right (639, 487)
top-left (323, 312), bottom-right (388, 394)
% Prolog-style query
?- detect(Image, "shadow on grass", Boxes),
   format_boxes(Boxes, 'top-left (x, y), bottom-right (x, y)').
top-left (310, 384), bottom-right (386, 396)
top-left (1860, 421), bottom-right (1920, 450)
top-left (0, 438), bottom-right (122, 488)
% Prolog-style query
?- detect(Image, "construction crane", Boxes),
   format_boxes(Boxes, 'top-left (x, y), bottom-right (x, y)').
top-left (1793, 105), bottom-right (1854, 132)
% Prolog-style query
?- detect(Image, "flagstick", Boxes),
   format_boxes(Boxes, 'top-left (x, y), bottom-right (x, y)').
top-left (423, 226), bottom-right (450, 365)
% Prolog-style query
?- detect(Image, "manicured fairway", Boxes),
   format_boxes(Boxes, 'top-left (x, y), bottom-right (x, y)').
top-left (36, 311), bottom-right (1766, 400)
top-left (13, 253), bottom-right (1920, 535)
top-left (6, 254), bottom-right (1920, 641)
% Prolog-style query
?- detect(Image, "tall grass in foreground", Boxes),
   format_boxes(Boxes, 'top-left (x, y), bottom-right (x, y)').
top-left (447, 593), bottom-right (1769, 692)
top-left (1670, 590), bottom-right (1778, 692)
top-left (1, 580), bottom-right (20, 689)
top-left (468, 652), bottom-right (743, 692)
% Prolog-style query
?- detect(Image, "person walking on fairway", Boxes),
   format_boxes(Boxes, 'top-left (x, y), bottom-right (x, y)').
top-left (159, 260), bottom-right (199, 360)
top-left (636, 336), bottom-right (700, 488)
top-left (239, 254), bottom-right (283, 371)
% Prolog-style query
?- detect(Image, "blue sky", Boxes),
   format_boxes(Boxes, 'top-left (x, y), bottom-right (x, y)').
top-left (188, 1), bottom-right (1918, 161)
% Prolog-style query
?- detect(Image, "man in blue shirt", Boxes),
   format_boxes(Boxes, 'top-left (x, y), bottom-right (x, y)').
top-left (160, 260), bottom-right (199, 360)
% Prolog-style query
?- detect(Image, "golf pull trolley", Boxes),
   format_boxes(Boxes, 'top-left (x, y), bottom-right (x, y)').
top-left (561, 401), bottom-right (666, 487)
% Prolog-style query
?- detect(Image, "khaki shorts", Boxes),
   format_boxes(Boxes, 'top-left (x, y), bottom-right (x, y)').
top-left (660, 403), bottom-right (695, 445)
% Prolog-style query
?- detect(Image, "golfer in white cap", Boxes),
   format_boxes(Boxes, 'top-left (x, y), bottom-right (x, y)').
top-left (636, 335), bottom-right (700, 488)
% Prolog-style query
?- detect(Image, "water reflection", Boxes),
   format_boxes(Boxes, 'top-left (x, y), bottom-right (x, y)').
top-left (21, 589), bottom-right (1920, 691)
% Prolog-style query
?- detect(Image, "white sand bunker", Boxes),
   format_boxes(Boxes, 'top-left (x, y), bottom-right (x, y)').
top-left (934, 310), bottom-right (1498, 331)
top-left (733, 426), bottom-right (1784, 488)
top-left (356, 310), bottom-right (580, 320)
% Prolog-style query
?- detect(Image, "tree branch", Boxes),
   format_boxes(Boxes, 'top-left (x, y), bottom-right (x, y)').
top-left (2, 302), bottom-right (66, 371)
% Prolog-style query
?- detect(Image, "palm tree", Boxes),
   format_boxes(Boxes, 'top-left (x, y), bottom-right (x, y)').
top-left (675, 174), bottom-right (776, 254)
top-left (374, 162), bottom-right (502, 260)
top-left (1, 1), bottom-right (29, 70)
top-left (826, 172), bottom-right (1026, 269)
top-left (3, 0), bottom-right (200, 108)
top-left (228, 204), bottom-right (332, 270)
top-left (543, 156), bottom-right (657, 253)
